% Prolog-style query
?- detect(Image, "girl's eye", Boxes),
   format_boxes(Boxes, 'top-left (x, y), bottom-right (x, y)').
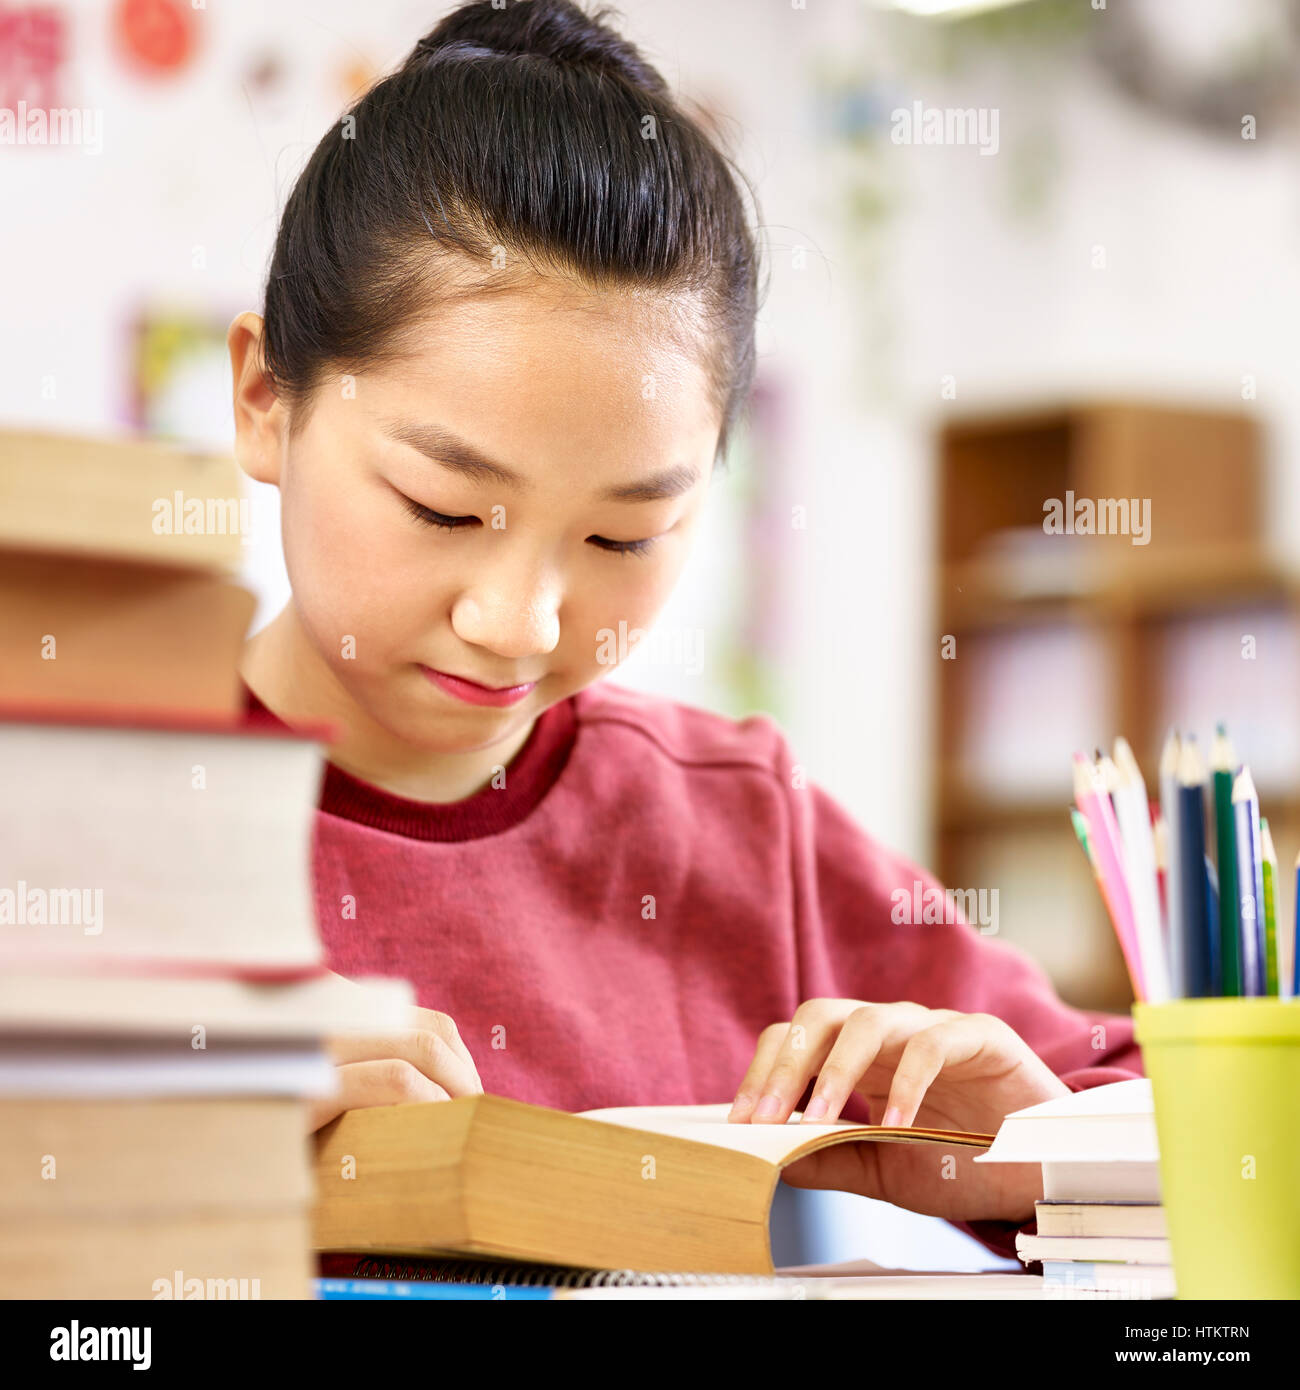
top-left (401, 496), bottom-right (479, 531)
top-left (588, 535), bottom-right (657, 557)
top-left (400, 492), bottom-right (653, 555)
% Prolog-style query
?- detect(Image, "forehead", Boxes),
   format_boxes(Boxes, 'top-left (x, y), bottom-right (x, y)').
top-left (345, 278), bottom-right (721, 476)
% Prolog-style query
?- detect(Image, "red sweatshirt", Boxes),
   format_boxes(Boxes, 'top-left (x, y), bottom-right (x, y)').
top-left (248, 677), bottom-right (1142, 1260)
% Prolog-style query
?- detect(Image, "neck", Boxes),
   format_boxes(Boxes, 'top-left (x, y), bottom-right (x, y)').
top-left (240, 604), bottom-right (536, 803)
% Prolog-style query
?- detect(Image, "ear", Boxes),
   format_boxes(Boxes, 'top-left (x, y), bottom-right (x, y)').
top-left (228, 311), bottom-right (287, 487)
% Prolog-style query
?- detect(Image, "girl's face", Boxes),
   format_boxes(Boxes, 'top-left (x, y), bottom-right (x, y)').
top-left (246, 276), bottom-right (721, 755)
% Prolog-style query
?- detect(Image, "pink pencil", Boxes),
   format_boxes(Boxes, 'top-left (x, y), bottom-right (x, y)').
top-left (1072, 751), bottom-right (1147, 1001)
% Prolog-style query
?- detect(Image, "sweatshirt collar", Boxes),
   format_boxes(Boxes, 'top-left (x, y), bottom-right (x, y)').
top-left (243, 682), bottom-right (578, 842)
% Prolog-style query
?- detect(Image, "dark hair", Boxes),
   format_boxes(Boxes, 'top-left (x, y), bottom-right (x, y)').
top-left (261, 0), bottom-right (764, 462)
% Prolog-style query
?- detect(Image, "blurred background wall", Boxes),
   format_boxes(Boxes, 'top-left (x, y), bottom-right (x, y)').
top-left (4, 0), bottom-right (1296, 1269)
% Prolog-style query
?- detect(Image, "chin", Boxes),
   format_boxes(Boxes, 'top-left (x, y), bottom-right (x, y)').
top-left (388, 687), bottom-right (537, 754)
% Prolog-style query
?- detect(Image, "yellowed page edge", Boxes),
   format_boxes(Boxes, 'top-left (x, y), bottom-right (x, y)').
top-left (579, 1102), bottom-right (992, 1167)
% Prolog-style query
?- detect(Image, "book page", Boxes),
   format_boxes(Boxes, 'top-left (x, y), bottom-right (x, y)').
top-left (976, 1080), bottom-right (1157, 1165)
top-left (1002, 1078), bottom-right (1152, 1120)
top-left (578, 1102), bottom-right (990, 1166)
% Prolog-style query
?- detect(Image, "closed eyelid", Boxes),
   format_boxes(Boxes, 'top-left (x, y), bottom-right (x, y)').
top-left (400, 495), bottom-right (479, 529)
top-left (395, 484), bottom-right (664, 556)
top-left (588, 534), bottom-right (657, 556)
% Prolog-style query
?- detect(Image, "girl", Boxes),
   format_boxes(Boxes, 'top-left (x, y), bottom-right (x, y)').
top-left (228, 0), bottom-right (1141, 1259)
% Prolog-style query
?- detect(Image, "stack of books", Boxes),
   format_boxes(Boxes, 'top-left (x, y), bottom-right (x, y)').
top-left (0, 430), bottom-right (410, 1299)
top-left (977, 1079), bottom-right (1173, 1298)
top-left (0, 429), bottom-right (257, 719)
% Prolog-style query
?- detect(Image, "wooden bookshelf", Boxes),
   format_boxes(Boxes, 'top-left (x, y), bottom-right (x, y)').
top-left (933, 401), bottom-right (1297, 1012)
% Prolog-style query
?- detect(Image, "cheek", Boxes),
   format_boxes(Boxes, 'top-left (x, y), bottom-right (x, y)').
top-left (279, 476), bottom-right (441, 661)
top-left (564, 547), bottom-right (687, 671)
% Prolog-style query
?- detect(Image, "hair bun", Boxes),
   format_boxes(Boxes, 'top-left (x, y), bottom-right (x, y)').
top-left (403, 0), bottom-right (667, 96)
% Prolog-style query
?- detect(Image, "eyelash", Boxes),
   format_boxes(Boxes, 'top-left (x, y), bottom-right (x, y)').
top-left (589, 535), bottom-right (656, 557)
top-left (402, 497), bottom-right (477, 532)
top-left (400, 495), bottom-right (657, 557)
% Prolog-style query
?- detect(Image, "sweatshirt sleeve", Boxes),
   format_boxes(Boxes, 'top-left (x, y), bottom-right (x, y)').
top-left (775, 743), bottom-right (1144, 1260)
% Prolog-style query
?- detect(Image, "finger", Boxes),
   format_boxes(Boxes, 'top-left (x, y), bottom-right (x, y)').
top-left (323, 1028), bottom-right (482, 1097)
top-left (411, 1007), bottom-right (483, 1091)
top-left (779, 1143), bottom-right (883, 1200)
top-left (728, 1023), bottom-right (790, 1121)
top-left (308, 1058), bottom-right (451, 1132)
top-left (748, 999), bottom-right (875, 1124)
top-left (804, 1005), bottom-right (960, 1123)
top-left (880, 1016), bottom-right (988, 1127)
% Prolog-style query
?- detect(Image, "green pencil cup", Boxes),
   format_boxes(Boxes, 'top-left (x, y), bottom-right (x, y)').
top-left (1133, 999), bottom-right (1300, 1299)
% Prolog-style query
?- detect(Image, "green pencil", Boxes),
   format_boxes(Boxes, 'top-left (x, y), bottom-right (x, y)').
top-left (1211, 724), bottom-right (1241, 995)
top-left (1070, 807), bottom-right (1094, 868)
top-left (1261, 817), bottom-right (1280, 995)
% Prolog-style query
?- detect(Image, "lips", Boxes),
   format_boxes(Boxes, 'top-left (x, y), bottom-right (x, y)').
top-left (419, 666), bottom-right (537, 708)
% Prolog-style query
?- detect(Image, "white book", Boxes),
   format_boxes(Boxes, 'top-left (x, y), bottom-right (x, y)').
top-left (0, 971), bottom-right (413, 1040)
top-left (1041, 1162), bottom-right (1161, 1203)
top-left (0, 715), bottom-right (324, 969)
top-left (1016, 1233), bottom-right (1172, 1265)
top-left (1035, 1201), bottom-right (1166, 1239)
top-left (978, 1079), bottom-right (1160, 1203)
top-left (0, 1037), bottom-right (335, 1097)
top-left (976, 1079), bottom-right (1157, 1164)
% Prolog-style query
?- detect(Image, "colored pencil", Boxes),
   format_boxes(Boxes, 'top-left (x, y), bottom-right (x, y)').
top-left (1158, 731), bottom-right (1184, 997)
top-left (1210, 724), bottom-right (1241, 995)
top-left (1176, 737), bottom-right (1215, 997)
top-left (1260, 817), bottom-right (1279, 996)
top-left (1096, 748), bottom-right (1118, 819)
top-left (1231, 766), bottom-right (1267, 997)
top-left (1153, 811), bottom-right (1168, 924)
top-left (1069, 807), bottom-right (1094, 868)
top-left (1111, 738), bottom-right (1170, 1002)
top-left (1073, 752), bottom-right (1144, 1000)
top-left (1293, 851), bottom-right (1300, 999)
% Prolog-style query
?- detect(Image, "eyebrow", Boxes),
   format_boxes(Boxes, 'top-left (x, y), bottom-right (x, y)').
top-left (381, 420), bottom-right (700, 503)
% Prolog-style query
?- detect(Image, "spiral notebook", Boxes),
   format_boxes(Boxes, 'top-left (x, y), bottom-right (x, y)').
top-left (313, 1256), bottom-right (1046, 1301)
top-left (317, 1255), bottom-right (802, 1299)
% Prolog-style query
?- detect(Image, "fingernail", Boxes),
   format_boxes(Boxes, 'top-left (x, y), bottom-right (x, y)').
top-left (881, 1106), bottom-right (905, 1127)
top-left (754, 1094), bottom-right (781, 1121)
top-left (727, 1094), bottom-right (754, 1122)
top-left (801, 1095), bottom-right (828, 1122)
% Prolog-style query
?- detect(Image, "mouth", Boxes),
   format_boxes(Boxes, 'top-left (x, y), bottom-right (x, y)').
top-left (418, 665), bottom-right (538, 708)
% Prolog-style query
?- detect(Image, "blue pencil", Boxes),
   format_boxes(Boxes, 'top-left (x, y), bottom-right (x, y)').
top-left (1231, 765), bottom-right (1267, 997)
top-left (1293, 852), bottom-right (1299, 999)
top-left (1176, 737), bottom-right (1213, 998)
top-left (1204, 854), bottom-right (1221, 996)
top-left (1159, 731), bottom-right (1184, 997)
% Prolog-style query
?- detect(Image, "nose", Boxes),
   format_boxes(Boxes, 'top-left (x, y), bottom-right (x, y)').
top-left (449, 553), bottom-right (562, 661)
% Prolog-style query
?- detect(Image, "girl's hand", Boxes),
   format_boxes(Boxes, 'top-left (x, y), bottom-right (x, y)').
top-left (308, 1001), bottom-right (483, 1132)
top-left (728, 999), bottom-right (1069, 1223)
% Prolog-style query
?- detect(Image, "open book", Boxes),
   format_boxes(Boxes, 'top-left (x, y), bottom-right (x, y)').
top-left (313, 1095), bottom-right (993, 1274)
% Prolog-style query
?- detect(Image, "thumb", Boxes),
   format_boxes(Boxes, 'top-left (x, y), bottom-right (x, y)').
top-left (780, 1143), bottom-right (880, 1199)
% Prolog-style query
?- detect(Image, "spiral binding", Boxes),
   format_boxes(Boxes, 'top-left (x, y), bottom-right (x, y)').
top-left (349, 1256), bottom-right (792, 1288)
